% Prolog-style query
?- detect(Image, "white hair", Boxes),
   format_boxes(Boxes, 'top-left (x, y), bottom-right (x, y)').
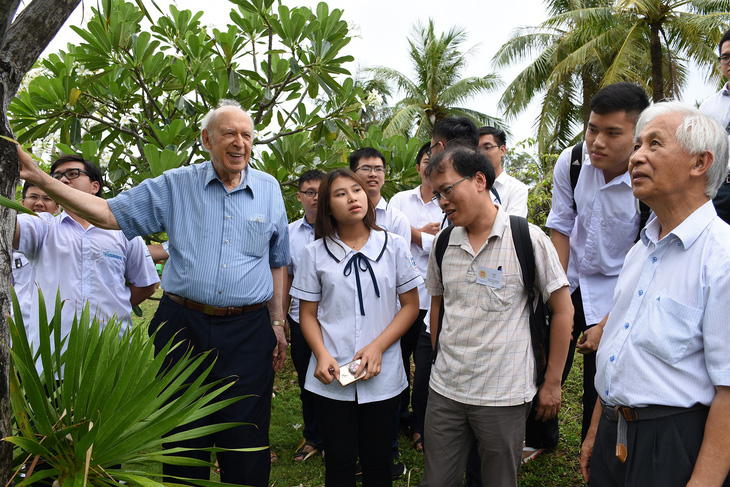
top-left (635, 101), bottom-right (729, 199)
top-left (199, 99), bottom-right (249, 152)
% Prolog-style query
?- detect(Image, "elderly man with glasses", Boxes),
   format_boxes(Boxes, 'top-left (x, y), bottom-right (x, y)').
top-left (12, 154), bottom-right (159, 363)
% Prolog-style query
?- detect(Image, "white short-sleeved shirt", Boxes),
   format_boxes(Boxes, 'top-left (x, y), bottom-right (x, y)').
top-left (699, 84), bottom-right (730, 134)
top-left (290, 229), bottom-right (423, 404)
top-left (375, 197), bottom-right (412, 247)
top-left (390, 186), bottom-right (444, 320)
top-left (17, 211), bottom-right (160, 353)
top-left (545, 145), bottom-right (640, 324)
top-left (426, 207), bottom-right (569, 406)
top-left (287, 216), bottom-right (315, 322)
top-left (595, 202), bottom-right (730, 408)
top-left (492, 171), bottom-right (529, 218)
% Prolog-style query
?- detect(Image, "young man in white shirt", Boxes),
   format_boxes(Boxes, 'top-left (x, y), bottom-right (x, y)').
top-left (538, 83), bottom-right (650, 454)
top-left (478, 126), bottom-right (528, 218)
top-left (285, 169), bottom-right (325, 462)
top-left (390, 142), bottom-right (443, 451)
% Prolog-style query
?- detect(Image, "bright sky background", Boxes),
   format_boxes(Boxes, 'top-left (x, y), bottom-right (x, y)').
top-left (41, 0), bottom-right (722, 147)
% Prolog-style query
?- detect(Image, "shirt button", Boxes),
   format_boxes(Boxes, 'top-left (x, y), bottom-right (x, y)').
top-left (638, 290), bottom-right (643, 296)
top-left (610, 355), bottom-right (615, 362)
top-left (226, 215), bottom-right (231, 219)
top-left (652, 257), bottom-right (657, 263)
top-left (225, 240), bottom-right (229, 244)
top-left (219, 290), bottom-right (223, 294)
top-left (222, 264), bottom-right (227, 268)
top-left (624, 323), bottom-right (629, 329)
top-left (606, 389), bottom-right (610, 396)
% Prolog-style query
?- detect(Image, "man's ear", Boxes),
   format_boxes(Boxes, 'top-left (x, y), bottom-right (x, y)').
top-left (690, 151), bottom-right (714, 177)
top-left (474, 171), bottom-right (488, 191)
top-left (201, 129), bottom-right (213, 150)
top-left (91, 180), bottom-right (101, 195)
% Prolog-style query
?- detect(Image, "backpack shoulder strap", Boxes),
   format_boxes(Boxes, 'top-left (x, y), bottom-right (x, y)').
top-left (490, 186), bottom-right (502, 205)
top-left (570, 141), bottom-right (584, 211)
top-left (509, 215), bottom-right (535, 301)
top-left (431, 225), bottom-right (455, 364)
top-left (636, 200), bottom-right (651, 242)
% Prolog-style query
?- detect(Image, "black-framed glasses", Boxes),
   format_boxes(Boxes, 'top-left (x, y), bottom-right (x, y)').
top-left (427, 142), bottom-right (440, 157)
top-left (719, 55), bottom-right (730, 65)
top-left (51, 168), bottom-right (90, 180)
top-left (481, 144), bottom-right (501, 151)
top-left (431, 176), bottom-right (471, 203)
top-left (355, 165), bottom-right (385, 175)
top-left (298, 189), bottom-right (318, 197)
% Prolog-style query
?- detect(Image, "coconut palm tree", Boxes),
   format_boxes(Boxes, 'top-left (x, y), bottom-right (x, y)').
top-left (368, 19), bottom-right (504, 141)
top-left (495, 0), bottom-right (730, 153)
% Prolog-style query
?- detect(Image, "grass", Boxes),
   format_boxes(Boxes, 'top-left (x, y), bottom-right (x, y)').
top-left (133, 291), bottom-right (587, 486)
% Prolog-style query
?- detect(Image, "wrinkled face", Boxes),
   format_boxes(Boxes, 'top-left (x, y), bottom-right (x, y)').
top-left (202, 107), bottom-right (253, 180)
top-left (328, 176), bottom-right (369, 225)
top-left (297, 179), bottom-right (321, 219)
top-left (478, 134), bottom-right (507, 172)
top-left (585, 110), bottom-right (636, 180)
top-left (629, 112), bottom-right (697, 205)
top-left (22, 186), bottom-right (59, 214)
top-left (721, 41), bottom-right (730, 83)
top-left (429, 162), bottom-right (483, 227)
top-left (51, 161), bottom-right (100, 196)
top-left (353, 156), bottom-right (385, 199)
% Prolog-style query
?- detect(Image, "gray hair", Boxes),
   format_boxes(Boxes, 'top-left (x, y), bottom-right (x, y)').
top-left (635, 101), bottom-right (729, 199)
top-left (199, 99), bottom-right (249, 152)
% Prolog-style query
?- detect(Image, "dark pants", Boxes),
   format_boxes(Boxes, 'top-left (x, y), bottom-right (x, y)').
top-left (288, 314), bottom-right (323, 449)
top-left (590, 406), bottom-right (730, 487)
top-left (524, 286), bottom-right (596, 448)
top-left (412, 324), bottom-right (433, 438)
top-left (150, 295), bottom-right (276, 487)
top-left (398, 309), bottom-right (427, 430)
top-left (316, 394), bottom-right (399, 487)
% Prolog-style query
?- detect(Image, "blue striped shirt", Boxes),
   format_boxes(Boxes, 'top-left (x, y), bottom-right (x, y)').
top-left (108, 161), bottom-right (289, 306)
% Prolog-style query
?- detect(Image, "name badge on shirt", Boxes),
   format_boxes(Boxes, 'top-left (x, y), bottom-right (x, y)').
top-left (476, 266), bottom-right (502, 288)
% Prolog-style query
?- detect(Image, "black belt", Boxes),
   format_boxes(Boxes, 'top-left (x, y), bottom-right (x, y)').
top-left (600, 398), bottom-right (707, 462)
top-left (164, 292), bottom-right (266, 316)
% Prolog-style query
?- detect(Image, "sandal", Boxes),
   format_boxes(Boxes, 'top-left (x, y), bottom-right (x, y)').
top-left (412, 432), bottom-right (423, 452)
top-left (270, 450), bottom-right (278, 463)
top-left (293, 441), bottom-right (319, 462)
top-left (522, 446), bottom-right (546, 464)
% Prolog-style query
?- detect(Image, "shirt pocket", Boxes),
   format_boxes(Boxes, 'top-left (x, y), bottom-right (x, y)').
top-left (478, 271), bottom-right (521, 313)
top-left (632, 293), bottom-right (703, 365)
top-left (243, 220), bottom-right (274, 257)
top-left (97, 249), bottom-right (126, 288)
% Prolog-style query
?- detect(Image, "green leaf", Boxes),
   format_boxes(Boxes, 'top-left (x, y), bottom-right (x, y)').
top-left (0, 194), bottom-right (37, 216)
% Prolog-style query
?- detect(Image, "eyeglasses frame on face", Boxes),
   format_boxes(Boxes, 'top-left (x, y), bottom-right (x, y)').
top-left (298, 189), bottom-right (318, 197)
top-left (355, 164), bottom-right (385, 175)
top-left (51, 168), bottom-right (91, 181)
top-left (719, 55), bottom-right (730, 65)
top-left (427, 141), bottom-right (440, 157)
top-left (24, 194), bottom-right (55, 203)
top-left (481, 144), bottom-right (503, 151)
top-left (431, 176), bottom-right (471, 204)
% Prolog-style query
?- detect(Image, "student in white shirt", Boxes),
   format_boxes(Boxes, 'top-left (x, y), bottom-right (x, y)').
top-left (477, 126), bottom-right (528, 218)
top-left (290, 168), bottom-right (422, 486)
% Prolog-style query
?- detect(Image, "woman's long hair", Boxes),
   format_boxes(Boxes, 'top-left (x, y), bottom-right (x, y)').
top-left (314, 168), bottom-right (382, 240)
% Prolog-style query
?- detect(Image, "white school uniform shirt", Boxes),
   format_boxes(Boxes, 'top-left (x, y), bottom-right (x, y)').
top-left (545, 146), bottom-right (640, 325)
top-left (492, 171), bottom-right (529, 218)
top-left (290, 229), bottom-right (423, 404)
top-left (287, 216), bottom-right (316, 323)
top-left (390, 186), bottom-right (443, 332)
top-left (374, 197), bottom-right (412, 247)
top-left (699, 82), bottom-right (730, 134)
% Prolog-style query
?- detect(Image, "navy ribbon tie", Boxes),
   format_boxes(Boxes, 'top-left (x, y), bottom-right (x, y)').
top-left (344, 252), bottom-right (380, 316)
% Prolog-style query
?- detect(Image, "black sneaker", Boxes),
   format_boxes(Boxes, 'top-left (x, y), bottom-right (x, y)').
top-left (391, 459), bottom-right (406, 480)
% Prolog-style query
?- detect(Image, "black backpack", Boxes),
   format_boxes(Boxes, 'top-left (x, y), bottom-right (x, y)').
top-left (569, 141), bottom-right (651, 240)
top-left (431, 215), bottom-right (550, 385)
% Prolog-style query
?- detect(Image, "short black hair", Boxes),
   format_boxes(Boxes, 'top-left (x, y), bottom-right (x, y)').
top-left (21, 181), bottom-right (37, 199)
top-left (432, 117), bottom-right (479, 148)
top-left (720, 27), bottom-right (730, 54)
top-left (298, 169), bottom-right (325, 189)
top-left (416, 142), bottom-right (430, 166)
top-left (425, 146), bottom-right (495, 191)
top-left (478, 126), bottom-right (506, 147)
top-left (50, 154), bottom-right (104, 197)
top-left (348, 147), bottom-right (386, 171)
top-left (589, 82), bottom-right (650, 122)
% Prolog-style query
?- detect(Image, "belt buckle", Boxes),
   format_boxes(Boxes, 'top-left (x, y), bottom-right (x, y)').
top-left (203, 304), bottom-right (216, 316)
top-left (227, 306), bottom-right (236, 316)
top-left (616, 406), bottom-right (638, 422)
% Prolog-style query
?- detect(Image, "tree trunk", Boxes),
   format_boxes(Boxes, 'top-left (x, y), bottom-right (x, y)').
top-left (0, 1), bottom-right (82, 483)
top-left (649, 22), bottom-right (664, 102)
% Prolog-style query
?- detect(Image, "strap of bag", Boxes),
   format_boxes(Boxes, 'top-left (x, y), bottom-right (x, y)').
top-left (430, 225), bottom-right (454, 364)
top-left (569, 141), bottom-right (584, 211)
top-left (490, 186), bottom-right (502, 205)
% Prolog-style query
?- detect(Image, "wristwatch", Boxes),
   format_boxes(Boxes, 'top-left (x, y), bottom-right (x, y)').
top-left (271, 320), bottom-right (285, 327)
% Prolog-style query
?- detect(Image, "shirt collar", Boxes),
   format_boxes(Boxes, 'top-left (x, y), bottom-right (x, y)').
top-left (641, 200), bottom-right (717, 249)
top-left (203, 161), bottom-right (250, 193)
top-left (448, 206), bottom-right (508, 248)
top-left (375, 196), bottom-right (388, 211)
top-left (722, 82), bottom-right (730, 96)
top-left (323, 229), bottom-right (388, 263)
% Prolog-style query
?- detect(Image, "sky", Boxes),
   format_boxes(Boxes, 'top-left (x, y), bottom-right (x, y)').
top-left (40, 0), bottom-right (722, 147)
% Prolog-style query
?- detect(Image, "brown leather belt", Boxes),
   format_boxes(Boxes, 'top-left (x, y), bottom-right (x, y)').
top-left (164, 292), bottom-right (266, 316)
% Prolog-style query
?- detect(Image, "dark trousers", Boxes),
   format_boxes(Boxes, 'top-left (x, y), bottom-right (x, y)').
top-left (288, 314), bottom-right (323, 449)
top-left (150, 294), bottom-right (276, 487)
top-left (412, 324), bottom-right (433, 437)
top-left (398, 309), bottom-right (427, 429)
top-left (316, 394), bottom-right (399, 487)
top-left (524, 286), bottom-right (596, 448)
top-left (590, 406), bottom-right (730, 487)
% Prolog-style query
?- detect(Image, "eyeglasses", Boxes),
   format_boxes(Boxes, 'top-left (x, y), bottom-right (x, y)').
top-left (427, 142), bottom-right (440, 157)
top-left (719, 55), bottom-right (730, 65)
top-left (481, 144), bottom-right (501, 151)
top-left (51, 168), bottom-right (90, 180)
top-left (431, 177), bottom-right (471, 203)
top-left (24, 194), bottom-right (55, 203)
top-left (355, 165), bottom-right (385, 175)
top-left (298, 189), bottom-right (318, 197)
